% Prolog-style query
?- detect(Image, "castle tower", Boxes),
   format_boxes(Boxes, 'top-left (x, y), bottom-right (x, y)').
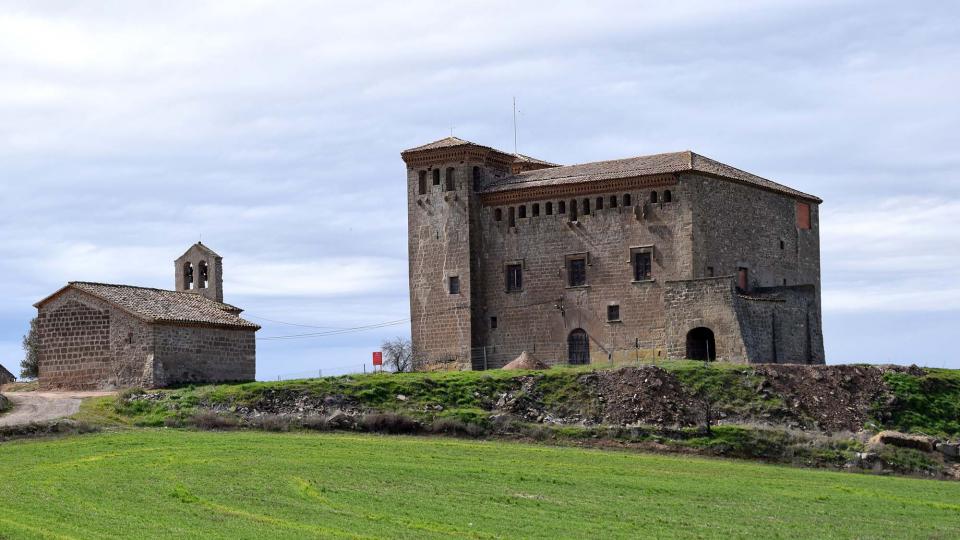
top-left (401, 137), bottom-right (543, 368)
top-left (175, 242), bottom-right (224, 302)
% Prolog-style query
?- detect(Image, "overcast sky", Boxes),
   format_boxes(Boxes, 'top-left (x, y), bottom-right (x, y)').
top-left (1, 0), bottom-right (958, 378)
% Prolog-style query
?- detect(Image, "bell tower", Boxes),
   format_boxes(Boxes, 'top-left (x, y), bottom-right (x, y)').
top-left (175, 242), bottom-right (224, 302)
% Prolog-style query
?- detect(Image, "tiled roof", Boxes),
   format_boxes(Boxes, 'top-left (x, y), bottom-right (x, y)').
top-left (402, 136), bottom-right (489, 154)
top-left (483, 150), bottom-right (821, 202)
top-left (36, 282), bottom-right (260, 330)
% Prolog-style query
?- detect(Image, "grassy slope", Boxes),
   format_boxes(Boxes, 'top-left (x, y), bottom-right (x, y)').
top-left (0, 430), bottom-right (958, 539)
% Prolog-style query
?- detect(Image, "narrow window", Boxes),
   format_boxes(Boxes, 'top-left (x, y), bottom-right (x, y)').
top-left (568, 258), bottom-right (587, 287)
top-left (532, 203), bottom-right (540, 217)
top-left (183, 262), bottom-right (194, 290)
top-left (596, 196), bottom-right (604, 210)
top-left (508, 207), bottom-right (516, 227)
top-left (558, 200), bottom-right (566, 214)
top-left (568, 199), bottom-right (577, 221)
top-left (607, 305), bottom-right (620, 322)
top-left (506, 264), bottom-right (523, 292)
top-left (472, 166), bottom-right (482, 191)
top-left (490, 316), bottom-right (498, 329)
top-left (418, 171), bottom-right (427, 195)
top-left (582, 198), bottom-right (590, 215)
top-left (796, 201), bottom-right (811, 229)
top-left (650, 191), bottom-right (659, 203)
top-left (663, 190), bottom-right (672, 203)
top-left (623, 193), bottom-right (632, 206)
top-left (198, 260), bottom-right (209, 289)
top-left (737, 267), bottom-right (749, 291)
top-left (610, 195), bottom-right (618, 208)
top-left (518, 205), bottom-right (527, 219)
top-left (707, 266), bottom-right (714, 277)
top-left (432, 169), bottom-right (440, 186)
top-left (783, 278), bottom-right (788, 286)
top-left (633, 251), bottom-right (652, 281)
top-left (445, 168), bottom-right (455, 191)
top-left (448, 276), bottom-right (460, 295)
top-left (494, 208), bottom-right (502, 221)
top-left (779, 240), bottom-right (785, 250)
top-left (546, 202), bottom-right (553, 215)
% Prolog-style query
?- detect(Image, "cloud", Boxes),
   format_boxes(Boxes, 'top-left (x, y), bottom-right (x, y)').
top-left (1, 0), bottom-right (958, 373)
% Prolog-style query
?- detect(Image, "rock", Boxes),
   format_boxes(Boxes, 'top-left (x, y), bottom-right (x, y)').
top-left (326, 410), bottom-right (355, 429)
top-left (868, 430), bottom-right (937, 452)
top-left (503, 351), bottom-right (549, 370)
top-left (396, 394), bottom-right (408, 401)
top-left (937, 442), bottom-right (959, 459)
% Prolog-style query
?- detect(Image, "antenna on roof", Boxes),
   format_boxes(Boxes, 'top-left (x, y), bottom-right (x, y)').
top-left (512, 96), bottom-right (518, 155)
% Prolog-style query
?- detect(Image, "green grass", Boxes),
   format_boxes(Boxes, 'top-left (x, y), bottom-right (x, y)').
top-left (0, 430), bottom-right (958, 539)
top-left (881, 368), bottom-right (960, 436)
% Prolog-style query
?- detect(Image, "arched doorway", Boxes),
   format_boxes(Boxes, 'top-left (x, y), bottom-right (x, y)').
top-left (568, 329), bottom-right (590, 365)
top-left (686, 327), bottom-right (716, 361)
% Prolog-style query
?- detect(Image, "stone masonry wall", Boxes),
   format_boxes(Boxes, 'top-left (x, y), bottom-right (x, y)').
top-left (37, 290), bottom-right (154, 390)
top-left (734, 286), bottom-right (824, 364)
top-left (663, 277), bottom-right (747, 361)
top-left (475, 181), bottom-right (690, 368)
top-left (153, 324), bottom-right (256, 386)
top-left (407, 162), bottom-right (487, 368)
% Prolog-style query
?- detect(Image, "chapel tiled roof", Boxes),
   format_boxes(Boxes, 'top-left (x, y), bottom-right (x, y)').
top-left (483, 150), bottom-right (822, 202)
top-left (35, 282), bottom-right (260, 330)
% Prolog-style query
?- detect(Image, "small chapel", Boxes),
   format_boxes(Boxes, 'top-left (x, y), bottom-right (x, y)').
top-left (34, 243), bottom-right (259, 390)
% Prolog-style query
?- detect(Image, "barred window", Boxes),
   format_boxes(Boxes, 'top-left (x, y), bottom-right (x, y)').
top-left (568, 258), bottom-right (587, 287)
top-left (506, 264), bottom-right (523, 292)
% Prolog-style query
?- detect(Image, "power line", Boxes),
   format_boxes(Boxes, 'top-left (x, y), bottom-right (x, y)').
top-left (246, 314), bottom-right (349, 330)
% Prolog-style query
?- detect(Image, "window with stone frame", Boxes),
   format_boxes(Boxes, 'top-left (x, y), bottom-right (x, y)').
top-left (508, 207), bottom-right (516, 227)
top-left (631, 247), bottom-right (653, 281)
top-left (418, 171), bottom-right (427, 195)
top-left (448, 276), bottom-right (460, 295)
top-left (609, 195), bottom-right (618, 208)
top-left (432, 169), bottom-right (440, 186)
top-left (546, 201), bottom-right (553, 215)
top-left (518, 205), bottom-right (527, 219)
top-left (568, 257), bottom-right (587, 287)
top-left (506, 263), bottom-right (523, 293)
top-left (490, 316), bottom-right (498, 329)
top-left (445, 168), bottom-right (455, 191)
top-left (532, 203), bottom-right (540, 217)
top-left (595, 196), bottom-right (604, 210)
top-left (623, 193), bottom-right (632, 206)
top-left (494, 208), bottom-right (502, 221)
top-left (607, 304), bottom-right (620, 322)
top-left (582, 198), bottom-right (591, 215)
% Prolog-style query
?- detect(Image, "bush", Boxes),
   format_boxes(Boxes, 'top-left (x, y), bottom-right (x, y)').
top-left (360, 412), bottom-right (420, 434)
top-left (188, 410), bottom-right (238, 430)
top-left (300, 415), bottom-right (331, 431)
top-left (248, 414), bottom-right (296, 432)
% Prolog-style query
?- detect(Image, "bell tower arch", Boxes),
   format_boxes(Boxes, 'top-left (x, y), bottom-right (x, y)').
top-left (175, 242), bottom-right (224, 302)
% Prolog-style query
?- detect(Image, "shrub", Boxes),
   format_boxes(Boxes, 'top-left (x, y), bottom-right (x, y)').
top-left (248, 414), bottom-right (296, 432)
top-left (188, 410), bottom-right (238, 430)
top-left (430, 417), bottom-right (468, 435)
top-left (301, 415), bottom-right (331, 431)
top-left (360, 412), bottom-right (420, 434)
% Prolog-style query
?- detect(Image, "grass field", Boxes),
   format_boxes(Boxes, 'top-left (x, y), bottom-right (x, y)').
top-left (0, 430), bottom-right (958, 539)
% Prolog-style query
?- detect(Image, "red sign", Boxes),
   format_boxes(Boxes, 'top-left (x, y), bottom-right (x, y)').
top-left (372, 352), bottom-right (383, 366)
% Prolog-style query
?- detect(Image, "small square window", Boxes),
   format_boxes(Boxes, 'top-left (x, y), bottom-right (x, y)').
top-left (448, 276), bottom-right (460, 294)
top-left (568, 258), bottom-right (587, 287)
top-left (607, 305), bottom-right (620, 322)
top-left (490, 316), bottom-right (498, 329)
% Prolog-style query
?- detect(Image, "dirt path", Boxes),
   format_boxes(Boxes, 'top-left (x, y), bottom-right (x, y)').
top-left (0, 392), bottom-right (114, 427)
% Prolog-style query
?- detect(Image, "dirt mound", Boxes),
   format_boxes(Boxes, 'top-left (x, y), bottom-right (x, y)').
top-left (752, 364), bottom-right (895, 432)
top-left (583, 367), bottom-right (699, 427)
top-left (503, 351), bottom-right (549, 370)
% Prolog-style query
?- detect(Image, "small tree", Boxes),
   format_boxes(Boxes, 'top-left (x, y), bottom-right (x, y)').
top-left (20, 317), bottom-right (39, 379)
top-left (381, 337), bottom-right (420, 373)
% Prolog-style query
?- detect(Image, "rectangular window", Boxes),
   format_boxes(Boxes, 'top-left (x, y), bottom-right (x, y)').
top-left (532, 203), bottom-right (540, 217)
top-left (518, 205), bottom-right (527, 218)
top-left (737, 267), bottom-right (749, 291)
top-left (506, 264), bottom-right (522, 292)
top-left (796, 201), bottom-right (811, 230)
top-left (707, 266), bottom-right (714, 277)
top-left (432, 169), bottom-right (440, 186)
top-left (445, 168), bottom-right (455, 191)
top-left (490, 316), bottom-right (498, 329)
top-left (508, 207), bottom-right (516, 227)
top-left (448, 276), bottom-right (460, 294)
top-left (607, 305), bottom-right (620, 322)
top-left (633, 251), bottom-right (652, 281)
top-left (418, 171), bottom-right (427, 195)
top-left (558, 201), bottom-right (566, 214)
top-left (568, 258), bottom-right (587, 287)
top-left (546, 202), bottom-right (553, 215)
top-left (596, 196), bottom-right (604, 210)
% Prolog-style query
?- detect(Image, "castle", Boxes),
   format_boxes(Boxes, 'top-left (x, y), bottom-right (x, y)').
top-left (33, 243), bottom-right (259, 389)
top-left (403, 137), bottom-right (824, 369)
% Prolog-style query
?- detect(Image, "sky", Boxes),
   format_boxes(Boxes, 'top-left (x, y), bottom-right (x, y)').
top-left (1, 0), bottom-right (958, 379)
